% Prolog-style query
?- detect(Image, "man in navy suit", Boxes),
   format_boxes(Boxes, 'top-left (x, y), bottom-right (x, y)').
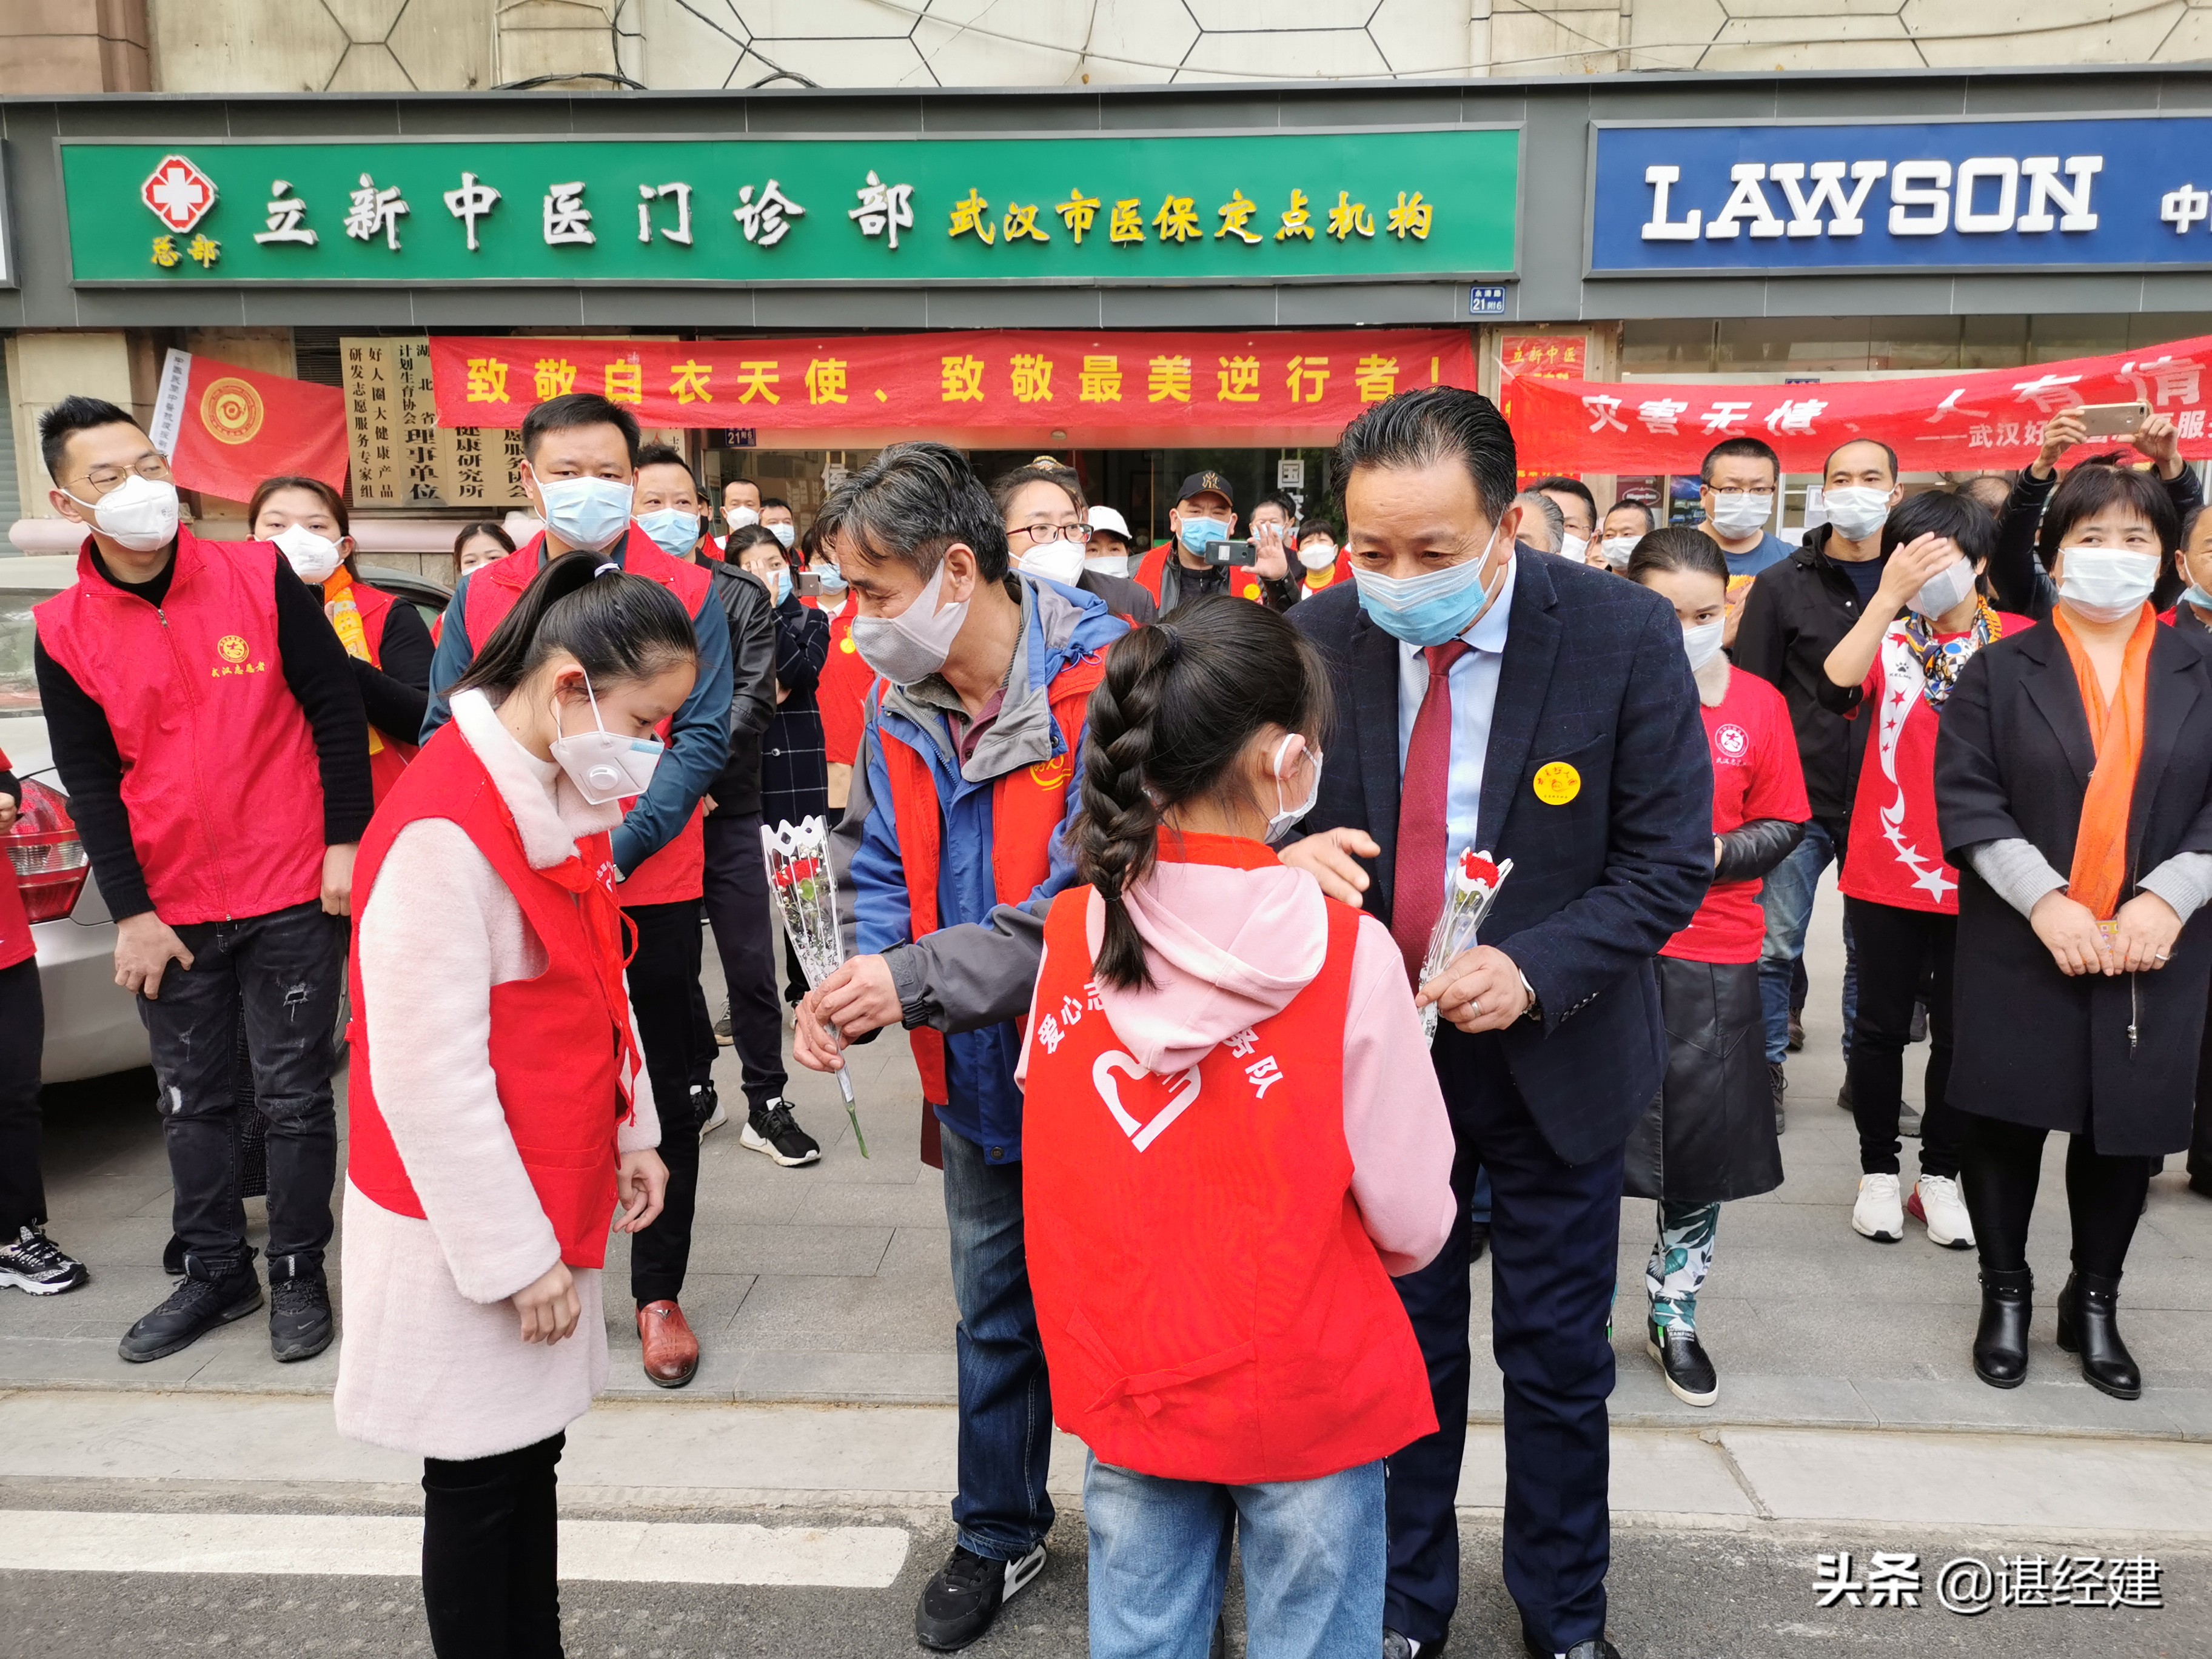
top-left (1284, 389), bottom-right (1712, 1659)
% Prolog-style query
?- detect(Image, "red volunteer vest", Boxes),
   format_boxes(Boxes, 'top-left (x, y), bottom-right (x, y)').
top-left (345, 720), bottom-right (642, 1269)
top-left (0, 746), bottom-right (31, 971)
top-left (1024, 839), bottom-right (1438, 1484)
top-left (344, 578), bottom-right (420, 806)
top-left (1134, 543), bottom-right (1171, 603)
top-left (463, 527), bottom-right (712, 905)
top-left (879, 654), bottom-right (1104, 1119)
top-left (33, 528), bottom-right (326, 926)
top-left (818, 607), bottom-right (874, 768)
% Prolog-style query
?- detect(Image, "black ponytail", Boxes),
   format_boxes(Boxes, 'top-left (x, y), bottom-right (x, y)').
top-left (451, 549), bottom-right (696, 700)
top-left (1073, 595), bottom-right (1332, 990)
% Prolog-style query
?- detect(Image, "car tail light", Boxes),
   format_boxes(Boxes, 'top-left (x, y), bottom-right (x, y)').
top-left (5, 779), bottom-right (91, 923)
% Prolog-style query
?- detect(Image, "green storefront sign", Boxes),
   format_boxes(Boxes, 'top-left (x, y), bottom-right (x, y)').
top-left (61, 131), bottom-right (1518, 287)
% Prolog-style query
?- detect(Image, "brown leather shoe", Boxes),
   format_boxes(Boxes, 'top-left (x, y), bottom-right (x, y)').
top-left (637, 1299), bottom-right (699, 1389)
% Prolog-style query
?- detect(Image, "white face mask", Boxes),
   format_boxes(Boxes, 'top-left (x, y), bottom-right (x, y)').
top-left (1019, 540), bottom-right (1086, 588)
top-left (1681, 618), bottom-right (1726, 671)
top-left (850, 559), bottom-right (971, 686)
top-left (1825, 485), bottom-right (1894, 543)
top-left (2057, 548), bottom-right (2160, 624)
top-left (536, 475), bottom-right (634, 554)
top-left (1560, 534), bottom-right (1590, 563)
top-left (1298, 540), bottom-right (1339, 572)
top-left (548, 671), bottom-right (665, 806)
top-left (1085, 550), bottom-right (1133, 578)
top-left (70, 474), bottom-right (180, 554)
top-left (768, 521), bottom-right (796, 549)
top-left (1601, 535), bottom-right (1639, 569)
top-left (1707, 491), bottom-right (1772, 537)
top-left (1906, 554), bottom-right (1978, 621)
top-left (725, 505), bottom-right (761, 531)
top-left (1268, 735), bottom-right (1322, 840)
top-left (272, 523), bottom-right (345, 585)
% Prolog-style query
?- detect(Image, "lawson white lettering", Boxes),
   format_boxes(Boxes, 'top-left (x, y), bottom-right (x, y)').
top-left (1642, 156), bottom-right (2102, 242)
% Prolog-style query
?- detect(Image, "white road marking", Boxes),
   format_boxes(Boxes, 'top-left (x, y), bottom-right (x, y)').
top-left (0, 1511), bottom-right (910, 1587)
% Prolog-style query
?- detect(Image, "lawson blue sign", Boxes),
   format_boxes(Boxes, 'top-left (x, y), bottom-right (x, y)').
top-left (1590, 117), bottom-right (2212, 274)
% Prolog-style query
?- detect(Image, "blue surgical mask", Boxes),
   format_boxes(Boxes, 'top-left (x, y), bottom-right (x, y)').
top-left (814, 563), bottom-right (848, 594)
top-left (637, 507), bottom-right (701, 560)
top-left (536, 474), bottom-right (634, 554)
top-left (2187, 583), bottom-right (2212, 612)
top-left (768, 521), bottom-right (796, 549)
top-left (1350, 525), bottom-right (1505, 648)
top-left (1178, 517), bottom-right (1229, 557)
top-left (773, 568), bottom-right (792, 605)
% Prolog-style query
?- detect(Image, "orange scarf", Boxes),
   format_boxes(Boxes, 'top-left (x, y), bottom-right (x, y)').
top-left (2053, 603), bottom-right (2156, 920)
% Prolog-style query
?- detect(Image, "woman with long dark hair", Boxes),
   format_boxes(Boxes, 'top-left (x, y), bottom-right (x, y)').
top-left (337, 551), bottom-right (688, 1654)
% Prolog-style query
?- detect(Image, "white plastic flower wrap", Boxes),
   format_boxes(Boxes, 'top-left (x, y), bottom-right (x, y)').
top-left (1418, 848), bottom-right (1514, 1044)
top-left (761, 816), bottom-right (866, 1155)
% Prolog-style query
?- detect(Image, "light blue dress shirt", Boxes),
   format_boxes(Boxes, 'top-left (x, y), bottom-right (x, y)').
top-left (1394, 553), bottom-right (1517, 873)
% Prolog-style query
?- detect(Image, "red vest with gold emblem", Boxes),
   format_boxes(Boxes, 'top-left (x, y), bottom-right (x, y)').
top-left (35, 528), bottom-right (326, 926)
top-left (344, 720), bottom-right (642, 1269)
top-left (335, 575), bottom-right (419, 806)
top-left (462, 526), bottom-right (712, 906)
top-left (1022, 837), bottom-right (1438, 1483)
top-left (817, 605), bottom-right (874, 768)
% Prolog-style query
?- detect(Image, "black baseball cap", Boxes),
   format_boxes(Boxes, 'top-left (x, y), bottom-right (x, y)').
top-left (1174, 470), bottom-right (1235, 508)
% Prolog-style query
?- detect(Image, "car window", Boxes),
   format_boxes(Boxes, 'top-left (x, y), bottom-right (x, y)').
top-left (0, 590), bottom-right (38, 714)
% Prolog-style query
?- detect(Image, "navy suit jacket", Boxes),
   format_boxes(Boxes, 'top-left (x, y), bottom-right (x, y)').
top-left (1289, 550), bottom-right (1714, 1165)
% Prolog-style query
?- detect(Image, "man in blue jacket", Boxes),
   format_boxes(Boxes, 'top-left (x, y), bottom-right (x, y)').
top-left (1285, 389), bottom-right (1712, 1659)
top-left (793, 442), bottom-right (1126, 1651)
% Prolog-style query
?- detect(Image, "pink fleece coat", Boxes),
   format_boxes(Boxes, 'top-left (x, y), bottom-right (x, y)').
top-left (1019, 853), bottom-right (1455, 1276)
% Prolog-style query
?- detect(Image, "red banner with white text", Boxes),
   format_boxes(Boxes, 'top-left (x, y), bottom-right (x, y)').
top-left (1504, 337), bottom-right (2212, 474)
top-left (427, 330), bottom-right (1478, 447)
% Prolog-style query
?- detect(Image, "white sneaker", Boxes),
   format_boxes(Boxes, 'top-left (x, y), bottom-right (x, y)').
top-left (1852, 1172), bottom-right (1905, 1242)
top-left (1909, 1173), bottom-right (1976, 1250)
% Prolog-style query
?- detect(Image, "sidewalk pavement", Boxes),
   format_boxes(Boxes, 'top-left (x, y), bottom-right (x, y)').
top-left (6, 879), bottom-right (2209, 1444)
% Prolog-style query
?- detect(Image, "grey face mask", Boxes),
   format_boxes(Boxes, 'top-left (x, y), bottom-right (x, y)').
top-left (849, 561), bottom-right (970, 686)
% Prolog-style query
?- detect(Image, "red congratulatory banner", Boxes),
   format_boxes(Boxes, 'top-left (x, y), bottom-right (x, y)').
top-left (429, 330), bottom-right (1477, 447)
top-left (1506, 337), bottom-right (2212, 475)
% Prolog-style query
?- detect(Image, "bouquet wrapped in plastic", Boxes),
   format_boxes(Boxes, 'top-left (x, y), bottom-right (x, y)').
top-left (1417, 848), bottom-right (1513, 1044)
top-left (760, 816), bottom-right (866, 1156)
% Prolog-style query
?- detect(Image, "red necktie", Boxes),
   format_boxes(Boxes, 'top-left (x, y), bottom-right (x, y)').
top-left (1391, 640), bottom-right (1471, 988)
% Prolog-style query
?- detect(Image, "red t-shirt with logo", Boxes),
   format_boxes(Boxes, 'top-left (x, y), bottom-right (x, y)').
top-left (1663, 668), bottom-right (1809, 965)
top-left (0, 747), bottom-right (33, 971)
top-left (1838, 611), bottom-right (2033, 915)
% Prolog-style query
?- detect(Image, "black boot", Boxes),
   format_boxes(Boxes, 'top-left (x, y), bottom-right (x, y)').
top-left (1972, 1267), bottom-right (2033, 1389)
top-left (267, 1255), bottom-right (335, 1363)
top-left (2056, 1272), bottom-right (2142, 1401)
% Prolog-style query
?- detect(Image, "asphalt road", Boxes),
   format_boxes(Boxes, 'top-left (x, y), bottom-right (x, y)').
top-left (2, 1507), bottom-right (2204, 1658)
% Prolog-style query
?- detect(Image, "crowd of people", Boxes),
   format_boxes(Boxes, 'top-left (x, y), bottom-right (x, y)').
top-left (5, 379), bottom-right (2210, 1659)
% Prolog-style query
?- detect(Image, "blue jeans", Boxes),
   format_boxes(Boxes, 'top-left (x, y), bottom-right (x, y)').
top-left (940, 1127), bottom-right (1056, 1561)
top-left (1085, 1455), bottom-right (1386, 1659)
top-left (1757, 817), bottom-right (1858, 1065)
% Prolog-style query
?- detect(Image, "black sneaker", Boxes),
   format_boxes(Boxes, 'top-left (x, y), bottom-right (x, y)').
top-left (0, 1225), bottom-right (87, 1295)
top-left (119, 1261), bottom-right (263, 1362)
top-left (695, 1081), bottom-right (729, 1139)
top-left (714, 1009), bottom-right (734, 1047)
top-left (742, 1098), bottom-right (821, 1167)
top-left (1647, 1315), bottom-right (1718, 1407)
top-left (268, 1259), bottom-right (335, 1363)
top-left (915, 1542), bottom-right (1045, 1651)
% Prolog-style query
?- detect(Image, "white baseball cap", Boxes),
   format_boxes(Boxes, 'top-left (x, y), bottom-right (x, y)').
top-left (1087, 506), bottom-right (1132, 540)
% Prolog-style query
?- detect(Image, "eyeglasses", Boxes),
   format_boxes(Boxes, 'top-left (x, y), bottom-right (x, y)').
top-left (76, 454), bottom-right (173, 496)
top-left (1010, 523), bottom-right (1093, 546)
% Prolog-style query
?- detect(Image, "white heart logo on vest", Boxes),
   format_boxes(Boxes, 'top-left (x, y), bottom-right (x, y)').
top-left (1093, 1050), bottom-right (1202, 1152)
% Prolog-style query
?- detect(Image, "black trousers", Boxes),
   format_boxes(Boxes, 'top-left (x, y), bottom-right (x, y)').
top-left (1959, 1111), bottom-right (2150, 1279)
top-left (1843, 898), bottom-right (1965, 1179)
top-left (697, 808), bottom-right (786, 1111)
top-left (625, 898), bottom-right (705, 1309)
top-left (2191, 997), bottom-right (2212, 1188)
top-left (421, 1431), bottom-right (565, 1658)
top-left (0, 958), bottom-right (46, 1235)
top-left (141, 899), bottom-right (342, 1277)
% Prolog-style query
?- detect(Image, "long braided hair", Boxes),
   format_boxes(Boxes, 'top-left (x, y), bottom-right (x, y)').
top-left (1073, 595), bottom-right (1332, 990)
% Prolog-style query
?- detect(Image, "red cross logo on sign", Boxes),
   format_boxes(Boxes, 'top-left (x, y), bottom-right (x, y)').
top-left (141, 155), bottom-right (217, 233)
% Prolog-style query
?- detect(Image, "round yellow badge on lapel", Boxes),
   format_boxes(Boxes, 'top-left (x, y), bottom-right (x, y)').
top-left (1533, 762), bottom-right (1581, 806)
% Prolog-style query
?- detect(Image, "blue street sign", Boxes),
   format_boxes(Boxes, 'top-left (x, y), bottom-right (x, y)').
top-left (1470, 283), bottom-right (1507, 315)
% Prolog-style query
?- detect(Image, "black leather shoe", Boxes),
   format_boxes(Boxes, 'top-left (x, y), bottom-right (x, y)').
top-left (914, 1541), bottom-right (1045, 1650)
top-left (1469, 1222), bottom-right (1490, 1264)
top-left (1385, 1631), bottom-right (1446, 1658)
top-left (1972, 1267), bottom-right (2033, 1389)
top-left (1647, 1316), bottom-right (1718, 1406)
top-left (1523, 1634), bottom-right (1621, 1659)
top-left (2056, 1272), bottom-right (2142, 1400)
top-left (267, 1257), bottom-right (334, 1363)
top-left (119, 1258), bottom-right (263, 1363)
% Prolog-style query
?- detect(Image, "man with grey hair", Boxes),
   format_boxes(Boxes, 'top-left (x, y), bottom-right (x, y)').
top-left (790, 441), bottom-right (1128, 1651)
top-left (1513, 489), bottom-right (1566, 556)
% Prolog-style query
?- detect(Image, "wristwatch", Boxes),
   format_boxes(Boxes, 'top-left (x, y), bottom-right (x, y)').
top-left (1518, 972), bottom-right (1544, 1024)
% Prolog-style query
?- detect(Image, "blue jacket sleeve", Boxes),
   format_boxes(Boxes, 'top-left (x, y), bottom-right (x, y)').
top-left (420, 573), bottom-right (478, 742)
top-left (611, 584), bottom-right (734, 876)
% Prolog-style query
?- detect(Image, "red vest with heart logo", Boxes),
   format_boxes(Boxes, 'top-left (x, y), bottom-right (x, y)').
top-left (462, 528), bottom-right (710, 906)
top-left (1021, 838), bottom-right (1438, 1484)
